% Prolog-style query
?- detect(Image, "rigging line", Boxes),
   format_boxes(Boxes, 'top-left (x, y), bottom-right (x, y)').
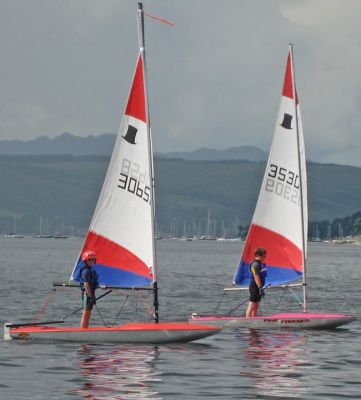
top-left (135, 291), bottom-right (138, 317)
top-left (275, 289), bottom-right (286, 311)
top-left (61, 290), bottom-right (112, 320)
top-left (287, 287), bottom-right (304, 308)
top-left (95, 305), bottom-right (108, 327)
top-left (33, 289), bottom-right (56, 323)
top-left (111, 295), bottom-right (129, 327)
top-left (227, 297), bottom-right (249, 316)
top-left (214, 292), bottom-right (226, 314)
top-left (136, 289), bottom-right (154, 316)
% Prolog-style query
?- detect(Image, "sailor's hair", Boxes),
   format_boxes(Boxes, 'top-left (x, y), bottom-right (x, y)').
top-left (254, 247), bottom-right (267, 257)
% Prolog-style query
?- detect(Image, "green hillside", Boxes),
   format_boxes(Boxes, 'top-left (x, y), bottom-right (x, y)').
top-left (0, 155), bottom-right (360, 236)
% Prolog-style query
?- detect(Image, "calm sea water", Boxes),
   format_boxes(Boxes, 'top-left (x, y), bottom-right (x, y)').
top-left (1, 238), bottom-right (361, 399)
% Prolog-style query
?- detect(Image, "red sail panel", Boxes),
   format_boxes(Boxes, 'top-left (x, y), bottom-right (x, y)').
top-left (282, 51), bottom-right (294, 100)
top-left (125, 55), bottom-right (147, 123)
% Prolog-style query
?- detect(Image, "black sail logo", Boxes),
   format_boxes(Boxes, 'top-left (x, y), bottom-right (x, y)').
top-left (123, 125), bottom-right (138, 144)
top-left (280, 113), bottom-right (293, 130)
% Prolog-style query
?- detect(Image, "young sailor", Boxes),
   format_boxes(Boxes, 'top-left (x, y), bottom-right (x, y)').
top-left (246, 248), bottom-right (267, 317)
top-left (80, 250), bottom-right (98, 328)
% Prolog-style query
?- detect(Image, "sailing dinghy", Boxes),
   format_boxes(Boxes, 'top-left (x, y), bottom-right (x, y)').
top-left (4, 3), bottom-right (220, 343)
top-left (190, 45), bottom-right (355, 329)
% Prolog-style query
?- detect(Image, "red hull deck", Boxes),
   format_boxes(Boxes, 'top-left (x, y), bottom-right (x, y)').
top-left (5, 321), bottom-right (222, 343)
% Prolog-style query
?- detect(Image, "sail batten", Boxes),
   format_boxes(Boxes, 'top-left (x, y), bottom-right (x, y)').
top-left (234, 47), bottom-right (307, 287)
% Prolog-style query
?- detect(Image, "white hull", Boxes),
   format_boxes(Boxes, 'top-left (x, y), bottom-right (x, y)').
top-left (4, 321), bottom-right (221, 343)
top-left (189, 312), bottom-right (355, 330)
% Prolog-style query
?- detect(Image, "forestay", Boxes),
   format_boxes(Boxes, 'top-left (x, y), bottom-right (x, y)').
top-left (234, 50), bottom-right (308, 286)
top-left (71, 55), bottom-right (153, 288)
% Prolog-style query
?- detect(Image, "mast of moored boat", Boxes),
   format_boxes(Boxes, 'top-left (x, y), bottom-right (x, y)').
top-left (290, 43), bottom-right (308, 312)
top-left (137, 2), bottom-right (159, 323)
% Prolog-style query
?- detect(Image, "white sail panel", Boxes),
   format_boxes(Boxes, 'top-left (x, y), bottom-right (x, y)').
top-left (89, 114), bottom-right (153, 270)
top-left (252, 96), bottom-right (304, 249)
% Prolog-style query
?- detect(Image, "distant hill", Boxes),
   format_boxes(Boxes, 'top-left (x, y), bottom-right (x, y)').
top-left (0, 132), bottom-right (116, 156)
top-left (0, 155), bottom-right (360, 236)
top-left (0, 133), bottom-right (267, 161)
top-left (157, 145), bottom-right (267, 162)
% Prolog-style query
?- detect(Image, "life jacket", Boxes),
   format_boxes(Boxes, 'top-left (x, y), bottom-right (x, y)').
top-left (80, 266), bottom-right (98, 293)
top-left (249, 260), bottom-right (267, 287)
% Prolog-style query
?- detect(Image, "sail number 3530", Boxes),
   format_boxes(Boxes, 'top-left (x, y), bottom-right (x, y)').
top-left (118, 159), bottom-right (151, 203)
top-left (267, 164), bottom-right (300, 188)
top-left (265, 163), bottom-right (300, 204)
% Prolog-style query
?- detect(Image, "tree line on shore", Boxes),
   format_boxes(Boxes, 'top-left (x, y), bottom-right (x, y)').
top-left (1, 155), bottom-right (361, 237)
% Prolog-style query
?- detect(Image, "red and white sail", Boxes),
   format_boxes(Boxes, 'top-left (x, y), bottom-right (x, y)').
top-left (71, 54), bottom-right (154, 288)
top-left (234, 46), bottom-right (308, 286)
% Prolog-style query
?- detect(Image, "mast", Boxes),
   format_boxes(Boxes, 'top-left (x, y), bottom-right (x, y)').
top-left (206, 209), bottom-right (211, 237)
top-left (137, 3), bottom-right (159, 323)
top-left (289, 44), bottom-right (308, 312)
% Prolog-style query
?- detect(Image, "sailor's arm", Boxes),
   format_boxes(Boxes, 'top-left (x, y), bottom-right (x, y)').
top-left (254, 274), bottom-right (263, 289)
top-left (83, 282), bottom-right (93, 298)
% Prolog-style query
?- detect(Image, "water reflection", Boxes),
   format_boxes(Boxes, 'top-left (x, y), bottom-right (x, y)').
top-left (238, 329), bottom-right (310, 398)
top-left (74, 344), bottom-right (162, 399)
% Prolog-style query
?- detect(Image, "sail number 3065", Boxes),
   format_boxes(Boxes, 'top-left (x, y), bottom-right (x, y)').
top-left (118, 159), bottom-right (151, 203)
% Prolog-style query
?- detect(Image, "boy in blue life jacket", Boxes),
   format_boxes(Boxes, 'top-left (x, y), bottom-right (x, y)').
top-left (80, 250), bottom-right (98, 328)
top-left (246, 247), bottom-right (267, 317)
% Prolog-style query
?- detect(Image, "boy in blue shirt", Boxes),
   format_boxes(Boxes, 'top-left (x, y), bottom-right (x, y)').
top-left (80, 250), bottom-right (98, 328)
top-left (246, 248), bottom-right (267, 317)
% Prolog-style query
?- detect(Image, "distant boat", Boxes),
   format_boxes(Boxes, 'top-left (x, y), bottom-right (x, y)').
top-left (179, 220), bottom-right (193, 240)
top-left (4, 233), bottom-right (24, 239)
top-left (199, 235), bottom-right (217, 241)
top-left (33, 217), bottom-right (52, 238)
top-left (5, 3), bottom-right (220, 343)
top-left (310, 223), bottom-right (321, 242)
top-left (216, 220), bottom-right (229, 241)
top-left (33, 235), bottom-right (53, 239)
top-left (199, 209), bottom-right (217, 240)
top-left (54, 218), bottom-right (68, 238)
top-left (5, 217), bottom-right (24, 238)
top-left (190, 45), bottom-right (355, 329)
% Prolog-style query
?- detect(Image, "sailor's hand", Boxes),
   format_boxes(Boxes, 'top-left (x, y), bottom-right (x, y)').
top-left (259, 287), bottom-right (265, 297)
top-left (90, 295), bottom-right (96, 305)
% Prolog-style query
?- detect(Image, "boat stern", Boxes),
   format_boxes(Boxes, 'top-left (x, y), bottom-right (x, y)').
top-left (4, 323), bottom-right (13, 341)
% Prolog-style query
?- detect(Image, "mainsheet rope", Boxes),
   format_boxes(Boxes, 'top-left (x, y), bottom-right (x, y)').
top-left (33, 289), bottom-right (56, 323)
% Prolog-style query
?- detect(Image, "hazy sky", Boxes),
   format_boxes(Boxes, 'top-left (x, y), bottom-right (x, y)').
top-left (1, 0), bottom-right (361, 166)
